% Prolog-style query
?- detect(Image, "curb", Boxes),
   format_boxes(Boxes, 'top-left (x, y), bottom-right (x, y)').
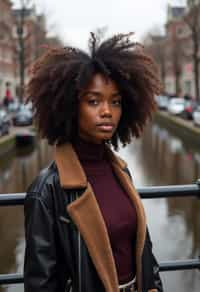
top-left (154, 111), bottom-right (200, 148)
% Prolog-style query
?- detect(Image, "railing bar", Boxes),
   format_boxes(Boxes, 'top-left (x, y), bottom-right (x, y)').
top-left (159, 259), bottom-right (200, 271)
top-left (139, 184), bottom-right (200, 199)
top-left (0, 259), bottom-right (199, 284)
top-left (0, 274), bottom-right (23, 284)
top-left (1, 183), bottom-right (200, 206)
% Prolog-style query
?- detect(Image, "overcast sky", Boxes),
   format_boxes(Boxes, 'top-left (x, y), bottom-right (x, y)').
top-left (13, 0), bottom-right (186, 49)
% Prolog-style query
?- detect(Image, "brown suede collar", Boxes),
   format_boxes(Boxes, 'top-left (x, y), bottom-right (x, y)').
top-left (54, 143), bottom-right (127, 189)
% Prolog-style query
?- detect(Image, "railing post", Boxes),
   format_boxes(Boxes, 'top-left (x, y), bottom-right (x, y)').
top-left (199, 256), bottom-right (200, 271)
top-left (196, 179), bottom-right (200, 199)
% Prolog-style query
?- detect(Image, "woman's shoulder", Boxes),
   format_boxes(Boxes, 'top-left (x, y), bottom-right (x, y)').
top-left (26, 161), bottom-right (59, 198)
top-left (24, 162), bottom-right (60, 217)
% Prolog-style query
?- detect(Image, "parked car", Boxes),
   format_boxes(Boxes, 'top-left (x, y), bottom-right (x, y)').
top-left (7, 98), bottom-right (20, 113)
top-left (0, 108), bottom-right (11, 127)
top-left (13, 106), bottom-right (33, 126)
top-left (0, 109), bottom-right (10, 136)
top-left (192, 105), bottom-right (200, 126)
top-left (180, 100), bottom-right (197, 120)
top-left (155, 95), bottom-right (169, 110)
top-left (24, 101), bottom-right (33, 111)
top-left (167, 98), bottom-right (185, 115)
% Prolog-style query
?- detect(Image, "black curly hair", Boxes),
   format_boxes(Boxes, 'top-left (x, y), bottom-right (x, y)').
top-left (26, 32), bottom-right (161, 149)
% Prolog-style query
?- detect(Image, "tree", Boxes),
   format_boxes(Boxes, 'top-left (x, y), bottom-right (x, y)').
top-left (170, 32), bottom-right (184, 95)
top-left (14, 1), bottom-right (47, 101)
top-left (14, 0), bottom-right (32, 102)
top-left (144, 34), bottom-right (167, 91)
top-left (164, 13), bottom-right (186, 96)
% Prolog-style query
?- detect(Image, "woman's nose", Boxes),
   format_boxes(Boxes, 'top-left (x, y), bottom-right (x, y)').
top-left (100, 102), bottom-right (112, 117)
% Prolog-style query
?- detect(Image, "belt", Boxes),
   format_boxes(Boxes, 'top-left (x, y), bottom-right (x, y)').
top-left (119, 277), bottom-right (136, 292)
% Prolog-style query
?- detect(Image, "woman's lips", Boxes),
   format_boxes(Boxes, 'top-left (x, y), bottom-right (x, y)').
top-left (96, 123), bottom-right (115, 131)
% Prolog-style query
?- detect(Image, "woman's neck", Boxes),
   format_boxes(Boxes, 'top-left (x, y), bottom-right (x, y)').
top-left (73, 137), bottom-right (105, 162)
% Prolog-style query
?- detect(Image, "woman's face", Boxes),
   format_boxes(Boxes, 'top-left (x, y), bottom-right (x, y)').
top-left (78, 73), bottom-right (122, 144)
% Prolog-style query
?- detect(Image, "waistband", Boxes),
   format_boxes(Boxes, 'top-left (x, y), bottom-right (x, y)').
top-left (119, 276), bottom-right (136, 291)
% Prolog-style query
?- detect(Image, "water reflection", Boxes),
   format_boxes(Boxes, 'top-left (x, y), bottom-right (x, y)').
top-left (0, 139), bottom-right (52, 292)
top-left (119, 122), bottom-right (200, 292)
top-left (143, 124), bottom-right (200, 257)
top-left (142, 124), bottom-right (200, 185)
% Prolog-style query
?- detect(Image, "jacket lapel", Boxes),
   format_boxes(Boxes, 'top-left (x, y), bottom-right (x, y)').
top-left (67, 183), bottom-right (119, 292)
top-left (54, 143), bottom-right (87, 188)
top-left (106, 148), bottom-right (147, 292)
top-left (54, 143), bottom-right (146, 292)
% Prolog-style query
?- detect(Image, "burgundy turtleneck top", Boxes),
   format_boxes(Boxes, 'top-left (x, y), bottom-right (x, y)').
top-left (73, 138), bottom-right (137, 284)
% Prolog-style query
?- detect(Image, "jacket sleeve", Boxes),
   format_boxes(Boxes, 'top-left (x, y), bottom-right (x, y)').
top-left (142, 228), bottom-right (163, 292)
top-left (24, 193), bottom-right (59, 292)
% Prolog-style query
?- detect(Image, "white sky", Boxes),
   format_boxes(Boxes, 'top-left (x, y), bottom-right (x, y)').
top-left (12, 0), bottom-right (186, 49)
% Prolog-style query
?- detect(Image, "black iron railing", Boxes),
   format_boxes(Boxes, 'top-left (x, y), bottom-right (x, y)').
top-left (0, 181), bottom-right (200, 285)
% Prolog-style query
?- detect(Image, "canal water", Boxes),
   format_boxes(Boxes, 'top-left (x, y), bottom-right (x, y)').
top-left (0, 121), bottom-right (199, 292)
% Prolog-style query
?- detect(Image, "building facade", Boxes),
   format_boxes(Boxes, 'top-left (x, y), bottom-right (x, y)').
top-left (0, 0), bottom-right (16, 102)
top-left (146, 4), bottom-right (200, 99)
top-left (165, 5), bottom-right (194, 96)
top-left (0, 2), bottom-right (48, 102)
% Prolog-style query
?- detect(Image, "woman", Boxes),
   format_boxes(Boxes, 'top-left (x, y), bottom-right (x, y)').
top-left (24, 33), bottom-right (163, 292)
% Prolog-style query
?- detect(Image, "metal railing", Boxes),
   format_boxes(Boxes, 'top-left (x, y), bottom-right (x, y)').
top-left (0, 180), bottom-right (200, 285)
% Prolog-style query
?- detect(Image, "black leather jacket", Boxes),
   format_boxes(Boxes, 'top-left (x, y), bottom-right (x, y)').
top-left (24, 161), bottom-right (163, 292)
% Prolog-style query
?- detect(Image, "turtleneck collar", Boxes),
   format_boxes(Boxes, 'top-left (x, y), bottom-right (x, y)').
top-left (73, 137), bottom-right (106, 162)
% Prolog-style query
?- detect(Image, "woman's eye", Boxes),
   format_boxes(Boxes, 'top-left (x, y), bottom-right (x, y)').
top-left (112, 99), bottom-right (121, 106)
top-left (88, 99), bottom-right (99, 105)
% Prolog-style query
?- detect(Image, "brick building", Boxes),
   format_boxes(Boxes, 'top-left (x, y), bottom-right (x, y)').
top-left (0, 0), bottom-right (16, 102)
top-left (0, 2), bottom-right (48, 102)
top-left (165, 4), bottom-right (200, 98)
top-left (0, 2), bottom-right (64, 102)
top-left (146, 3), bottom-right (200, 99)
top-left (165, 5), bottom-right (192, 95)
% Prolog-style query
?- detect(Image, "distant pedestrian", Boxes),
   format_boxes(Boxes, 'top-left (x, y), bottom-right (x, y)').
top-left (3, 82), bottom-right (13, 107)
top-left (24, 32), bottom-right (163, 292)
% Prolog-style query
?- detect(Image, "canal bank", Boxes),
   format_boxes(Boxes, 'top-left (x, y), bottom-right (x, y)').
top-left (0, 134), bottom-right (16, 155)
top-left (0, 138), bottom-right (52, 292)
top-left (1, 113), bottom-right (199, 155)
top-left (153, 111), bottom-right (200, 149)
top-left (0, 126), bottom-right (36, 155)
